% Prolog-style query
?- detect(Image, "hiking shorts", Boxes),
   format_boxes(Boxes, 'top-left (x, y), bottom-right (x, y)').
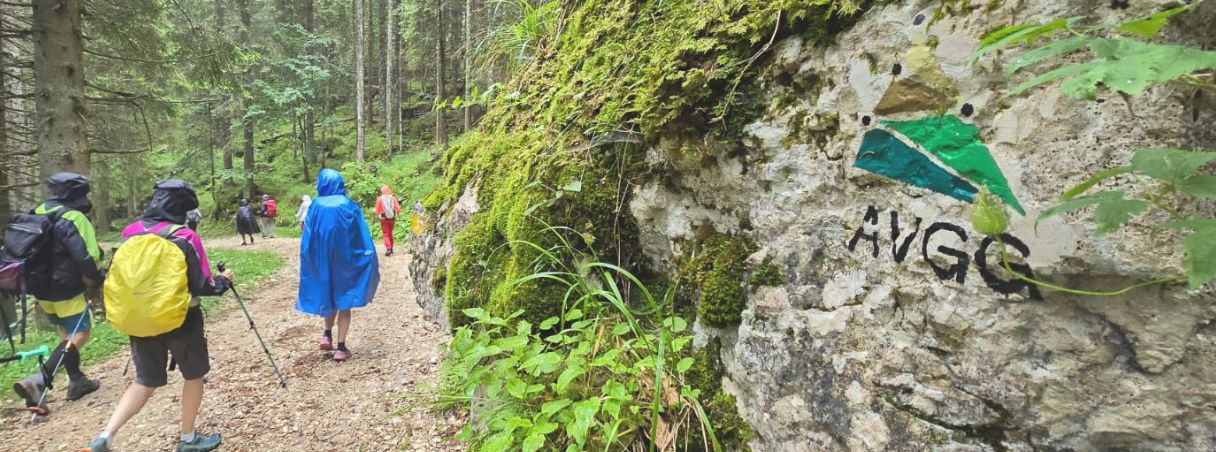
top-left (129, 307), bottom-right (210, 387)
top-left (40, 295), bottom-right (92, 333)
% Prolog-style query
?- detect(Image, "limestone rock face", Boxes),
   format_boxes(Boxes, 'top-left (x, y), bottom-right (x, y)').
top-left (413, 0), bottom-right (1216, 449)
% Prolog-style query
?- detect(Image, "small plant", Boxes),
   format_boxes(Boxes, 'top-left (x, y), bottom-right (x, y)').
top-left (437, 224), bottom-right (730, 451)
top-left (969, 3), bottom-right (1216, 291)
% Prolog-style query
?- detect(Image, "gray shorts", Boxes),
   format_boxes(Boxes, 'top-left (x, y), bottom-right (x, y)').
top-left (129, 307), bottom-right (210, 387)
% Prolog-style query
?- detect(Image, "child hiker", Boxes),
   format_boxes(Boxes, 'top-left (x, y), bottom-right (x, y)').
top-left (297, 169), bottom-right (380, 362)
top-left (84, 180), bottom-right (234, 452)
top-left (235, 199), bottom-right (259, 245)
top-left (373, 185), bottom-right (401, 256)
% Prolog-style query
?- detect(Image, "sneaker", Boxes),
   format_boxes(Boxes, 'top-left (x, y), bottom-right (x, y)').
top-left (13, 373), bottom-right (48, 414)
top-left (385, 248), bottom-right (393, 256)
top-left (81, 438), bottom-right (110, 452)
top-left (66, 378), bottom-right (101, 401)
top-left (177, 432), bottom-right (222, 452)
top-left (319, 335), bottom-right (334, 351)
top-left (333, 349), bottom-right (351, 362)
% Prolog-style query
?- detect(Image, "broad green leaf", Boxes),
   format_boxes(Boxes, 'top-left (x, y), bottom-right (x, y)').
top-left (564, 308), bottom-right (584, 321)
top-left (1092, 197), bottom-right (1149, 235)
top-left (517, 320), bottom-right (532, 337)
top-left (554, 365), bottom-right (585, 393)
top-left (591, 349), bottom-right (621, 367)
top-left (561, 180), bottom-right (582, 192)
top-left (1038, 190), bottom-right (1120, 227)
top-left (566, 398), bottom-right (601, 445)
top-left (1119, 3), bottom-right (1193, 39)
top-left (1131, 148), bottom-right (1216, 184)
top-left (507, 378), bottom-right (528, 398)
top-left (494, 335), bottom-right (529, 351)
top-left (1006, 37), bottom-right (1089, 75)
top-left (539, 316), bottom-right (560, 330)
top-left (1178, 176), bottom-right (1216, 199)
top-left (522, 434), bottom-right (545, 452)
top-left (1059, 166), bottom-right (1132, 201)
top-left (522, 352), bottom-right (563, 375)
top-left (676, 357), bottom-right (695, 373)
top-left (612, 322), bottom-right (631, 336)
top-left (1002, 61), bottom-right (1098, 99)
top-left (462, 308), bottom-right (487, 321)
top-left (541, 399), bottom-right (572, 416)
top-left (972, 17), bottom-right (1081, 62)
top-left (1180, 224), bottom-right (1216, 288)
top-left (530, 421), bottom-right (559, 436)
top-left (662, 316), bottom-right (688, 333)
top-left (483, 432), bottom-right (513, 451)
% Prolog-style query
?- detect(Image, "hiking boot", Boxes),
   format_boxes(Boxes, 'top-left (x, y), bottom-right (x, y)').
top-left (177, 432), bottom-right (222, 452)
top-left (66, 378), bottom-right (101, 401)
top-left (385, 248), bottom-right (393, 256)
top-left (82, 437), bottom-right (110, 452)
top-left (333, 348), bottom-right (351, 362)
top-left (13, 373), bottom-right (49, 414)
top-left (319, 335), bottom-right (334, 351)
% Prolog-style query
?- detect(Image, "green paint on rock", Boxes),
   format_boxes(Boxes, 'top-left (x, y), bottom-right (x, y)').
top-left (855, 129), bottom-right (979, 203)
top-left (883, 115), bottom-right (1025, 215)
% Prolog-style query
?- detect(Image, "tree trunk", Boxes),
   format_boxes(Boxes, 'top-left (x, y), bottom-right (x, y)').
top-left (355, 0), bottom-right (366, 163)
top-left (221, 115), bottom-right (233, 170)
top-left (33, 0), bottom-right (88, 191)
top-left (463, 0), bottom-right (473, 132)
top-left (304, 0), bottom-right (316, 165)
top-left (93, 161), bottom-right (109, 233)
top-left (434, 0), bottom-right (447, 149)
top-left (0, 35), bottom-right (9, 226)
top-left (385, 0), bottom-right (396, 154)
top-left (237, 0), bottom-right (256, 198)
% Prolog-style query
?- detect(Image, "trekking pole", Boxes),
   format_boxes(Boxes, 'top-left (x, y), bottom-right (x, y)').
top-left (217, 263), bottom-right (288, 389)
top-left (30, 308), bottom-right (88, 422)
top-left (0, 345), bottom-right (49, 365)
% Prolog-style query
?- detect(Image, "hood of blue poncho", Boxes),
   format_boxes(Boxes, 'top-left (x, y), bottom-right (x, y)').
top-left (317, 169), bottom-right (346, 197)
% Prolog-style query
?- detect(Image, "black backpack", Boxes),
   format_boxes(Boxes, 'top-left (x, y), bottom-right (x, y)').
top-left (0, 207), bottom-right (66, 351)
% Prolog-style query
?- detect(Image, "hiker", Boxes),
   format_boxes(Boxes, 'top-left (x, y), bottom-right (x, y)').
top-left (258, 194), bottom-right (277, 239)
top-left (235, 199), bottom-right (259, 245)
top-left (84, 180), bottom-right (234, 452)
top-left (297, 169), bottom-right (379, 362)
top-left (185, 208), bottom-right (202, 231)
top-left (10, 173), bottom-right (103, 414)
top-left (373, 185), bottom-right (401, 256)
top-left (294, 195), bottom-right (311, 227)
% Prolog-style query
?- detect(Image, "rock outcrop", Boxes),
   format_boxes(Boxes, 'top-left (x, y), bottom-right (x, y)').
top-left (413, 0), bottom-right (1216, 449)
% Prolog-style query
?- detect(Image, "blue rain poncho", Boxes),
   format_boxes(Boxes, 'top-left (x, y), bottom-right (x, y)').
top-left (296, 169), bottom-right (380, 316)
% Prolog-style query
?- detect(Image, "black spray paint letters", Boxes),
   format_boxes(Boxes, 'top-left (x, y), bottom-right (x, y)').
top-left (846, 206), bottom-right (1043, 300)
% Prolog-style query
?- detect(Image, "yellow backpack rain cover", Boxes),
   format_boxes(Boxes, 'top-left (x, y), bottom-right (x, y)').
top-left (103, 225), bottom-right (191, 337)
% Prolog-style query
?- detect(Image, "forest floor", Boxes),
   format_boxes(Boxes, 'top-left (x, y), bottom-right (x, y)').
top-left (0, 236), bottom-right (464, 451)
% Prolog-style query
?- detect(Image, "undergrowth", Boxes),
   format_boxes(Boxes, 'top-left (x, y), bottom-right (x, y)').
top-left (437, 225), bottom-right (742, 451)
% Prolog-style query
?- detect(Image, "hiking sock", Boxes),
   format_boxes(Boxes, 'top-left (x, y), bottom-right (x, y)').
top-left (323, 329), bottom-right (333, 339)
top-left (181, 431), bottom-right (196, 443)
top-left (64, 346), bottom-right (84, 380)
top-left (336, 342), bottom-right (348, 352)
top-left (98, 431), bottom-right (113, 446)
top-left (41, 341), bottom-right (68, 381)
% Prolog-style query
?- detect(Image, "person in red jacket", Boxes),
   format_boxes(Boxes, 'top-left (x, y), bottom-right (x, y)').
top-left (373, 185), bottom-right (401, 256)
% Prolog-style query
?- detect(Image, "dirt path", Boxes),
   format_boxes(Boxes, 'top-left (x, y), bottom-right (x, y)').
top-left (0, 237), bottom-right (462, 451)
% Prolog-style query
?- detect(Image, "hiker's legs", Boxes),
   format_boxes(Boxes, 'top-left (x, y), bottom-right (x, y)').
top-left (180, 378), bottom-right (204, 435)
top-left (102, 383), bottom-right (156, 436)
top-left (380, 218), bottom-right (395, 251)
top-left (336, 310), bottom-right (352, 343)
top-left (267, 219), bottom-right (276, 238)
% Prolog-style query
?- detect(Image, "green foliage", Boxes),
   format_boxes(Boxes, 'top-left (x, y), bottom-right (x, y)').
top-left (970, 188), bottom-right (1010, 236)
top-left (479, 1), bottom-right (562, 74)
top-left (689, 234), bottom-right (757, 327)
top-left (439, 227), bottom-right (743, 451)
top-left (972, 3), bottom-right (1216, 99)
top-left (749, 264), bottom-right (784, 288)
top-left (1035, 149), bottom-right (1216, 288)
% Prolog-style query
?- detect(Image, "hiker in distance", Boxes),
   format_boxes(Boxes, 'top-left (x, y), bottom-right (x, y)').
top-left (186, 207), bottom-right (202, 231)
top-left (258, 194), bottom-right (277, 239)
top-left (85, 180), bottom-right (234, 452)
top-left (297, 169), bottom-right (380, 362)
top-left (374, 185), bottom-right (402, 256)
top-left (294, 194), bottom-right (311, 228)
top-left (11, 173), bottom-right (103, 414)
top-left (235, 199), bottom-right (259, 245)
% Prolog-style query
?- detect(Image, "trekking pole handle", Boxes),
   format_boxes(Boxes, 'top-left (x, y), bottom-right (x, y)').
top-left (217, 262), bottom-right (226, 273)
top-left (17, 345), bottom-right (48, 362)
